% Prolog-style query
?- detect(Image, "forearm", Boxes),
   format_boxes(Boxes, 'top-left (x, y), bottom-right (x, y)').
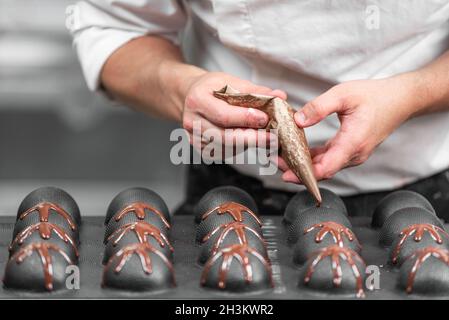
top-left (100, 36), bottom-right (206, 122)
top-left (403, 50), bottom-right (449, 117)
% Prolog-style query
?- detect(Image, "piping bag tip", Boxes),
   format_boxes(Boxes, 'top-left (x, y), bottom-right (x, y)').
top-left (315, 194), bottom-right (322, 207)
top-left (306, 180), bottom-right (322, 207)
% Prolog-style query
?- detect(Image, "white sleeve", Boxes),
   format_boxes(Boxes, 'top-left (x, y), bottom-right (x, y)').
top-left (70, 0), bottom-right (186, 91)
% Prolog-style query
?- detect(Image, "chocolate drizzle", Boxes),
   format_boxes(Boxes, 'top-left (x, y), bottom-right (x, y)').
top-left (201, 244), bottom-right (273, 289)
top-left (9, 222), bottom-right (79, 257)
top-left (304, 245), bottom-right (366, 298)
top-left (114, 202), bottom-right (170, 229)
top-left (201, 202), bottom-right (261, 226)
top-left (11, 242), bottom-right (73, 291)
top-left (392, 224), bottom-right (449, 265)
top-left (406, 247), bottom-right (449, 294)
top-left (202, 222), bottom-right (265, 257)
top-left (305, 221), bottom-right (360, 249)
top-left (19, 202), bottom-right (76, 231)
top-left (103, 242), bottom-right (175, 285)
top-left (107, 221), bottom-right (173, 252)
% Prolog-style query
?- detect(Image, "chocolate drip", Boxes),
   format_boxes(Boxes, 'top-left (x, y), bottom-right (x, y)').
top-left (406, 247), bottom-right (449, 294)
top-left (113, 202), bottom-right (170, 229)
top-left (202, 222), bottom-right (265, 257)
top-left (392, 223), bottom-right (449, 265)
top-left (201, 244), bottom-right (273, 289)
top-left (103, 242), bottom-right (175, 285)
top-left (107, 221), bottom-right (173, 252)
top-left (201, 202), bottom-right (261, 226)
top-left (10, 242), bottom-right (73, 291)
top-left (305, 221), bottom-right (360, 249)
top-left (304, 245), bottom-right (366, 298)
top-left (19, 202), bottom-right (76, 231)
top-left (9, 222), bottom-right (79, 257)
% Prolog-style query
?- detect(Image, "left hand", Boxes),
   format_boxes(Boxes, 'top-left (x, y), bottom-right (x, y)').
top-left (280, 74), bottom-right (423, 183)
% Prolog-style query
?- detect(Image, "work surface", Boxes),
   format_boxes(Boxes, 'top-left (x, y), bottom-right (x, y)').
top-left (0, 216), bottom-right (445, 299)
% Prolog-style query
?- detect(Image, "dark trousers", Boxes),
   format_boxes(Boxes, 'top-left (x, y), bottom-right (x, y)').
top-left (175, 163), bottom-right (449, 221)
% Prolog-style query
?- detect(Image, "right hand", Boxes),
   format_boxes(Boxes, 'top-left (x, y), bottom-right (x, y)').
top-left (182, 72), bottom-right (286, 153)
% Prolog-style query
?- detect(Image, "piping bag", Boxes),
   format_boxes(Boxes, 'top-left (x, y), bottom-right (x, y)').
top-left (213, 85), bottom-right (322, 206)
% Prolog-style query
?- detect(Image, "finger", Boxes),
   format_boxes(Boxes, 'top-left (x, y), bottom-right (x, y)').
top-left (187, 115), bottom-right (276, 150)
top-left (294, 87), bottom-right (344, 128)
top-left (199, 96), bottom-right (269, 128)
top-left (188, 133), bottom-right (207, 154)
top-left (234, 83), bottom-right (274, 95)
top-left (282, 170), bottom-right (302, 184)
top-left (309, 146), bottom-right (327, 159)
top-left (270, 89), bottom-right (288, 100)
top-left (312, 130), bottom-right (359, 180)
top-left (232, 82), bottom-right (287, 100)
top-left (270, 155), bottom-right (290, 172)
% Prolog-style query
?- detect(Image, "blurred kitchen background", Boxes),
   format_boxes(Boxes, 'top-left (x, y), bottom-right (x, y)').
top-left (0, 0), bottom-right (186, 216)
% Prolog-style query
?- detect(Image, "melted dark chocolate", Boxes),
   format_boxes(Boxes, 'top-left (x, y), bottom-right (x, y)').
top-left (406, 247), bottom-right (449, 294)
top-left (113, 202), bottom-right (170, 229)
top-left (201, 244), bottom-right (273, 289)
top-left (201, 202), bottom-right (261, 226)
top-left (202, 221), bottom-right (265, 257)
top-left (304, 221), bottom-right (360, 249)
top-left (9, 222), bottom-right (79, 257)
top-left (392, 223), bottom-right (449, 265)
top-left (304, 245), bottom-right (366, 298)
top-left (11, 242), bottom-right (73, 291)
top-left (107, 221), bottom-right (173, 252)
top-left (19, 202), bottom-right (76, 231)
top-left (103, 242), bottom-right (175, 285)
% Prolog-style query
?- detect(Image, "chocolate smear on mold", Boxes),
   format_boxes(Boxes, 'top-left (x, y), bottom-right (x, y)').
top-left (201, 201), bottom-right (261, 225)
top-left (10, 242), bottom-right (73, 291)
top-left (10, 222), bottom-right (79, 257)
top-left (201, 243), bottom-right (273, 289)
top-left (304, 245), bottom-right (366, 298)
top-left (113, 202), bottom-right (170, 229)
top-left (392, 224), bottom-right (449, 265)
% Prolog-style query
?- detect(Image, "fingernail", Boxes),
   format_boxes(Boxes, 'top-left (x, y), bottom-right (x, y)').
top-left (296, 112), bottom-right (307, 125)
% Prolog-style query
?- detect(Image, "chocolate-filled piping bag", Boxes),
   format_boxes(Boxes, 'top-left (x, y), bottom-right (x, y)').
top-left (213, 85), bottom-right (321, 205)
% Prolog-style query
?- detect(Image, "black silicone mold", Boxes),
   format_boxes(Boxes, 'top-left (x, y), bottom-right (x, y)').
top-left (292, 221), bottom-right (361, 265)
top-left (389, 224), bottom-right (449, 266)
top-left (194, 186), bottom-right (258, 224)
top-left (102, 242), bottom-right (176, 291)
top-left (379, 207), bottom-right (443, 247)
top-left (13, 213), bottom-right (79, 246)
top-left (372, 190), bottom-right (435, 229)
top-left (103, 221), bottom-right (173, 264)
top-left (4, 242), bottom-right (76, 292)
top-left (287, 207), bottom-right (352, 244)
top-left (398, 246), bottom-right (449, 295)
top-left (4, 188), bottom-right (80, 292)
top-left (198, 222), bottom-right (267, 265)
top-left (200, 244), bottom-right (273, 293)
top-left (104, 187), bottom-right (170, 225)
top-left (196, 205), bottom-right (262, 244)
top-left (298, 245), bottom-right (367, 298)
top-left (17, 186), bottom-right (81, 226)
top-left (9, 227), bottom-right (79, 263)
top-left (283, 188), bottom-right (347, 225)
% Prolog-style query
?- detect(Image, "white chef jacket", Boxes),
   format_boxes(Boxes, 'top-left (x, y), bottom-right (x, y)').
top-left (71, 0), bottom-right (449, 196)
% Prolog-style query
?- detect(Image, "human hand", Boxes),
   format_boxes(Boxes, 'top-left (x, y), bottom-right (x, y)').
top-left (182, 72), bottom-right (286, 152)
top-left (280, 74), bottom-right (422, 183)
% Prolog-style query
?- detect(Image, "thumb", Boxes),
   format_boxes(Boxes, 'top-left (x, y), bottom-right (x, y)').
top-left (294, 87), bottom-right (344, 127)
